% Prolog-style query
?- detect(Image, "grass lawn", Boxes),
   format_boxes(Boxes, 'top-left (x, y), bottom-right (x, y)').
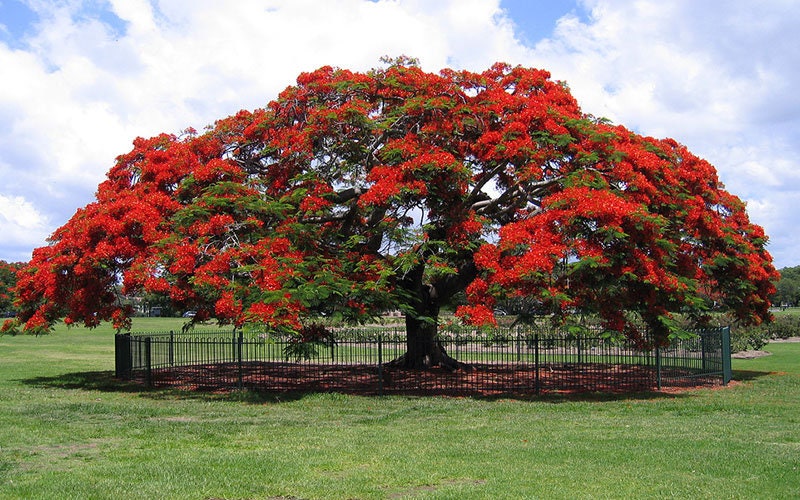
top-left (771, 306), bottom-right (800, 317)
top-left (1, 319), bottom-right (798, 499)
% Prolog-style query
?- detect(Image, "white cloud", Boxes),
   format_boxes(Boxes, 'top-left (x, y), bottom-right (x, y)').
top-left (0, 0), bottom-right (798, 268)
top-left (0, 194), bottom-right (50, 261)
top-left (745, 194), bottom-right (794, 269)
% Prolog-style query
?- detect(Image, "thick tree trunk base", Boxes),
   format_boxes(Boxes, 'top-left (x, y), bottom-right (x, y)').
top-left (386, 342), bottom-right (472, 371)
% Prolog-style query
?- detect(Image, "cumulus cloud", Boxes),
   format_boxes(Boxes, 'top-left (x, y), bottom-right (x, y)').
top-left (0, 0), bottom-right (797, 268)
top-left (0, 194), bottom-right (50, 261)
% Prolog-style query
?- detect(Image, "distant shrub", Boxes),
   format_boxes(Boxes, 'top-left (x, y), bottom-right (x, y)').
top-left (729, 314), bottom-right (800, 352)
top-left (767, 314), bottom-right (800, 339)
top-left (730, 325), bottom-right (772, 352)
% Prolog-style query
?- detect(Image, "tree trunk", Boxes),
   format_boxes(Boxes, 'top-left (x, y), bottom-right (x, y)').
top-left (400, 313), bottom-right (459, 369)
top-left (390, 264), bottom-right (468, 370)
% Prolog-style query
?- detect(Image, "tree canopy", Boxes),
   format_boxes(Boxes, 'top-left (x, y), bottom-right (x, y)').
top-left (774, 266), bottom-right (800, 307)
top-left (0, 261), bottom-right (21, 317)
top-left (9, 59), bottom-right (776, 355)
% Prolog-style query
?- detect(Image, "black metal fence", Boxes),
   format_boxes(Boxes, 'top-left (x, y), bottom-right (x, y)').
top-left (115, 326), bottom-right (732, 395)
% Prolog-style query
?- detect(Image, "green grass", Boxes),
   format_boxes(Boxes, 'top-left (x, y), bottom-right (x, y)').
top-left (771, 306), bottom-right (800, 317)
top-left (1, 320), bottom-right (799, 499)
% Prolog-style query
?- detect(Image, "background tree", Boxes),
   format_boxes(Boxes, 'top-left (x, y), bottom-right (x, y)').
top-left (774, 266), bottom-right (800, 307)
top-left (0, 261), bottom-right (22, 318)
top-left (13, 59), bottom-right (777, 366)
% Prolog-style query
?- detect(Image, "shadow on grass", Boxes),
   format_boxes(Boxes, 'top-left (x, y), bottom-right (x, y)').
top-left (17, 371), bottom-right (308, 404)
top-left (21, 371), bottom-right (140, 393)
top-left (732, 369), bottom-right (778, 382)
top-left (18, 367), bottom-right (775, 404)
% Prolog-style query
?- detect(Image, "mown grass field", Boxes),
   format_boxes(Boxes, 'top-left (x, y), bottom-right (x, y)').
top-left (1, 318), bottom-right (798, 499)
top-left (771, 306), bottom-right (800, 316)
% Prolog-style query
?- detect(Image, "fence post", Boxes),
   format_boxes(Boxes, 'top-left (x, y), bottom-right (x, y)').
top-left (115, 333), bottom-right (132, 379)
top-left (237, 328), bottom-right (244, 390)
top-left (377, 334), bottom-right (384, 396)
top-left (655, 345), bottom-right (662, 390)
top-left (700, 331), bottom-right (708, 372)
top-left (145, 337), bottom-right (152, 388)
top-left (169, 330), bottom-right (174, 367)
top-left (137, 334), bottom-right (143, 368)
top-left (534, 333), bottom-right (540, 395)
top-left (722, 326), bottom-right (732, 385)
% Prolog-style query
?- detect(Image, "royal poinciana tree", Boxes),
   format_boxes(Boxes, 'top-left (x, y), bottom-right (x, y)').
top-left (11, 59), bottom-right (776, 367)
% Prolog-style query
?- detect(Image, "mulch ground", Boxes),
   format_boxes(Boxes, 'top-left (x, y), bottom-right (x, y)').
top-left (140, 361), bottom-right (724, 397)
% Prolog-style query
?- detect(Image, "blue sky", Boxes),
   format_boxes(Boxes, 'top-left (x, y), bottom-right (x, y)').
top-left (0, 0), bottom-right (36, 43)
top-left (0, 0), bottom-right (587, 52)
top-left (1, 0), bottom-right (798, 269)
top-left (501, 0), bottom-right (587, 42)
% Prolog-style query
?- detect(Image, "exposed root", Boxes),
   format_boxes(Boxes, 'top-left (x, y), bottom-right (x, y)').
top-left (385, 350), bottom-right (472, 372)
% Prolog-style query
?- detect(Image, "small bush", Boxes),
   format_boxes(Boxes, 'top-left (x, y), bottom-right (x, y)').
top-left (283, 323), bottom-right (335, 361)
top-left (730, 325), bottom-right (772, 352)
top-left (767, 314), bottom-right (800, 339)
top-left (729, 315), bottom-right (800, 352)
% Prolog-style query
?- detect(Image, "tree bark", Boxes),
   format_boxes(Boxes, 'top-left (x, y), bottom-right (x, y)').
top-left (399, 311), bottom-right (464, 370)
top-left (389, 260), bottom-right (476, 370)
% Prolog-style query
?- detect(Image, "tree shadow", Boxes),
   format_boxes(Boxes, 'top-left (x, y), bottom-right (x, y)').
top-left (16, 371), bottom-right (308, 404)
top-left (16, 367), bottom-right (767, 405)
top-left (20, 371), bottom-right (139, 393)
top-left (731, 369), bottom-right (775, 382)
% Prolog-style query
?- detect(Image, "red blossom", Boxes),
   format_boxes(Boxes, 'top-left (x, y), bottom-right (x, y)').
top-left (455, 304), bottom-right (497, 327)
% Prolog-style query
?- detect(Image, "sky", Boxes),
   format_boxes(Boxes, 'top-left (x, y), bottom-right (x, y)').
top-left (0, 0), bottom-right (798, 269)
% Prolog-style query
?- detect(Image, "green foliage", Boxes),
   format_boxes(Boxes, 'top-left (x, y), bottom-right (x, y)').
top-left (729, 313), bottom-right (800, 351)
top-left (730, 324), bottom-right (773, 352)
top-left (282, 341), bottom-right (324, 361)
top-left (774, 265), bottom-right (800, 307)
top-left (765, 312), bottom-right (800, 339)
top-left (0, 260), bottom-right (21, 314)
top-left (282, 323), bottom-right (336, 361)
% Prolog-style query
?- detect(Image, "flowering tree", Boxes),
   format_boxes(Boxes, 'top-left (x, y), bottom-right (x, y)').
top-left (12, 59), bottom-right (776, 367)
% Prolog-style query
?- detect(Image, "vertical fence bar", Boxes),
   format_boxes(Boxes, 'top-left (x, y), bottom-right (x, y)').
top-left (137, 335), bottom-right (143, 368)
top-left (722, 326), bottom-right (732, 385)
top-left (237, 328), bottom-right (244, 390)
top-left (377, 334), bottom-right (384, 396)
top-left (169, 330), bottom-right (174, 367)
top-left (114, 334), bottom-right (121, 377)
top-left (700, 331), bottom-right (708, 373)
top-left (144, 337), bottom-right (152, 388)
top-left (534, 333), bottom-right (540, 395)
top-left (655, 345), bottom-right (662, 390)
